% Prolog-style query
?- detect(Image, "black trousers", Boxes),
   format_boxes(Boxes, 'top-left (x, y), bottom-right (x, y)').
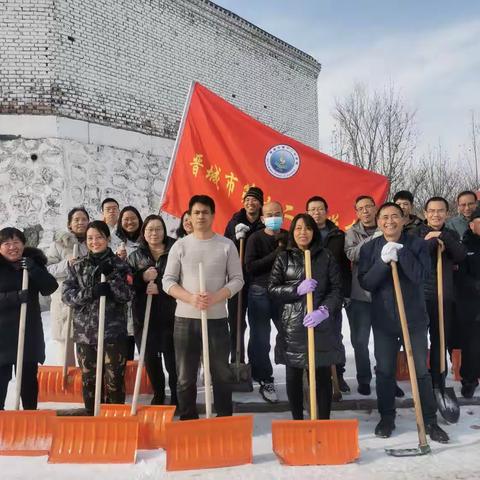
top-left (0, 362), bottom-right (38, 410)
top-left (426, 298), bottom-right (454, 387)
top-left (134, 335), bottom-right (177, 404)
top-left (126, 335), bottom-right (136, 361)
top-left (174, 317), bottom-right (233, 420)
top-left (227, 288), bottom-right (248, 363)
top-left (76, 341), bottom-right (127, 414)
top-left (460, 321), bottom-right (480, 384)
top-left (286, 365), bottom-right (332, 420)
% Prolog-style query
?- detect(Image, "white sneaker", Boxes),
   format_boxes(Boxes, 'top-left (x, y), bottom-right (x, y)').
top-left (259, 381), bottom-right (278, 403)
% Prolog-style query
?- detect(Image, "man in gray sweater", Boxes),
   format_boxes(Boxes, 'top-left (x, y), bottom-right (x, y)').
top-left (163, 194), bottom-right (244, 420)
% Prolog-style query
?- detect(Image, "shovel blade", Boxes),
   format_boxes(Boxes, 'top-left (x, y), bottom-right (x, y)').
top-left (229, 363), bottom-right (253, 392)
top-left (434, 386), bottom-right (460, 424)
top-left (385, 444), bottom-right (431, 457)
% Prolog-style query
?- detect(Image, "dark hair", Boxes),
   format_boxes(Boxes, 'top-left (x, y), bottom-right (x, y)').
top-left (288, 213), bottom-right (320, 249)
top-left (376, 202), bottom-right (404, 219)
top-left (116, 206), bottom-right (143, 242)
top-left (176, 210), bottom-right (190, 238)
top-left (141, 214), bottom-right (168, 246)
top-left (189, 195), bottom-right (215, 214)
top-left (101, 197), bottom-right (119, 210)
top-left (86, 220), bottom-right (110, 240)
top-left (393, 190), bottom-right (414, 204)
top-left (306, 195), bottom-right (328, 211)
top-left (67, 207), bottom-right (90, 226)
top-left (0, 227), bottom-right (26, 246)
top-left (355, 195), bottom-right (375, 206)
top-left (425, 196), bottom-right (449, 212)
top-left (457, 190), bottom-right (477, 202)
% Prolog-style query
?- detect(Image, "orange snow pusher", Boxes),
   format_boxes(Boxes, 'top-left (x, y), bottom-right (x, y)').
top-left (48, 275), bottom-right (139, 463)
top-left (101, 288), bottom-right (175, 450)
top-left (0, 266), bottom-right (57, 456)
top-left (165, 263), bottom-right (253, 471)
top-left (37, 366), bottom-right (83, 403)
top-left (272, 250), bottom-right (359, 466)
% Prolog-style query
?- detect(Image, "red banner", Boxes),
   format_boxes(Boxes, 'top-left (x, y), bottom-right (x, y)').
top-left (161, 82), bottom-right (389, 231)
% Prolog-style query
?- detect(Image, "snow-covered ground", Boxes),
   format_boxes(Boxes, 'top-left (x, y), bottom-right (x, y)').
top-left (2, 311), bottom-right (480, 479)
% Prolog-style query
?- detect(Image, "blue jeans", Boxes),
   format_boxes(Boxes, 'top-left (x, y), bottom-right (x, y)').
top-left (346, 299), bottom-right (372, 385)
top-left (374, 326), bottom-right (437, 423)
top-left (247, 284), bottom-right (281, 383)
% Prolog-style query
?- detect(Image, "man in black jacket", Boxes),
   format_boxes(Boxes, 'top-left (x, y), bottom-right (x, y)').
top-left (457, 208), bottom-right (480, 398)
top-left (393, 190), bottom-right (423, 233)
top-left (306, 195), bottom-right (351, 393)
top-left (224, 186), bottom-right (265, 363)
top-left (411, 197), bottom-right (467, 392)
top-left (245, 201), bottom-right (287, 403)
top-left (359, 202), bottom-right (448, 443)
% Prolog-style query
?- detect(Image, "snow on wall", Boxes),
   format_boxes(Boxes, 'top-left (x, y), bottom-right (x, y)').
top-left (0, 137), bottom-right (174, 245)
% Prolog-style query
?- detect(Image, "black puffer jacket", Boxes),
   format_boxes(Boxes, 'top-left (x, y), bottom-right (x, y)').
top-left (411, 222), bottom-right (467, 301)
top-left (268, 241), bottom-right (344, 368)
top-left (62, 249), bottom-right (133, 345)
top-left (0, 247), bottom-right (58, 366)
top-left (127, 238), bottom-right (176, 352)
top-left (457, 229), bottom-right (480, 322)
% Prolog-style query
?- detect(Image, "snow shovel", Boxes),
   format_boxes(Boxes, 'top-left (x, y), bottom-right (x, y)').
top-left (272, 250), bottom-right (359, 466)
top-left (165, 263), bottom-right (253, 471)
top-left (0, 261), bottom-right (56, 456)
top-left (433, 245), bottom-right (460, 424)
top-left (230, 237), bottom-right (253, 392)
top-left (101, 283), bottom-right (175, 449)
top-left (385, 261), bottom-right (431, 457)
top-left (48, 274), bottom-right (139, 463)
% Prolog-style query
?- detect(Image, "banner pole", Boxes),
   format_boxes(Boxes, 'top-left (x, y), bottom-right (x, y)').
top-left (159, 80), bottom-right (197, 209)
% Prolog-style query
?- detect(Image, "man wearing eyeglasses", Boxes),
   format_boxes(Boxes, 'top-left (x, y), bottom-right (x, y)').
top-left (344, 196), bottom-right (380, 395)
top-left (411, 197), bottom-right (466, 397)
top-left (306, 196), bottom-right (351, 393)
top-left (446, 190), bottom-right (479, 238)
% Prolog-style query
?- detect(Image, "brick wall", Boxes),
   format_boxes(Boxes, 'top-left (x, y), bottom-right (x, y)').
top-left (1, 0), bottom-right (321, 147)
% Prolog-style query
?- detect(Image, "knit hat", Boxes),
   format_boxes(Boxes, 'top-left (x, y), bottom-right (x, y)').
top-left (243, 186), bottom-right (264, 205)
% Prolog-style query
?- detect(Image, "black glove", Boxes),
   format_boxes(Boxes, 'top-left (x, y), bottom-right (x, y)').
top-left (92, 282), bottom-right (111, 299)
top-left (18, 289), bottom-right (29, 303)
top-left (21, 257), bottom-right (37, 271)
top-left (98, 260), bottom-right (114, 276)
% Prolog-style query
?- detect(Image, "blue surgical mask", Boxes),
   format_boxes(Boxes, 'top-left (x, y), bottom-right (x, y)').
top-left (264, 216), bottom-right (283, 231)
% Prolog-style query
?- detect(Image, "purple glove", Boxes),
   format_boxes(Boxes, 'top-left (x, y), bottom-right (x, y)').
top-left (296, 278), bottom-right (317, 296)
top-left (303, 306), bottom-right (329, 328)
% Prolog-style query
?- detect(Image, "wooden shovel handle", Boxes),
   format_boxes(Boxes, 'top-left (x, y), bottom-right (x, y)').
top-left (391, 262), bottom-right (428, 448)
top-left (304, 250), bottom-right (317, 420)
top-left (94, 273), bottom-right (107, 417)
top-left (436, 245), bottom-right (446, 374)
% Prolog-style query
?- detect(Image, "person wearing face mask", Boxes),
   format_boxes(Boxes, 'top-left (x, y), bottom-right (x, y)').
top-left (224, 186), bottom-right (265, 364)
top-left (0, 227), bottom-right (58, 410)
top-left (62, 221), bottom-right (133, 415)
top-left (244, 201), bottom-right (287, 403)
top-left (411, 197), bottom-right (466, 395)
top-left (46, 207), bottom-right (90, 364)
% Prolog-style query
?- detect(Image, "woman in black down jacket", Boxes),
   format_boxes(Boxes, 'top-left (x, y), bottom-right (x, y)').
top-left (0, 227), bottom-right (58, 410)
top-left (268, 213), bottom-right (343, 419)
top-left (128, 215), bottom-right (177, 405)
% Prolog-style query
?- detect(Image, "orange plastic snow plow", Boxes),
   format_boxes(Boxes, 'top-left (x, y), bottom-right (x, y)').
top-left (101, 290), bottom-right (175, 449)
top-left (37, 366), bottom-right (83, 403)
top-left (124, 360), bottom-right (153, 395)
top-left (0, 410), bottom-right (56, 456)
top-left (48, 416), bottom-right (138, 463)
top-left (48, 274), bottom-right (139, 464)
top-left (272, 250), bottom-right (359, 466)
top-left (165, 263), bottom-right (253, 471)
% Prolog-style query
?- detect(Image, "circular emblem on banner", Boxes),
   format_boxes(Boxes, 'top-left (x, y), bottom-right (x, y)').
top-left (265, 144), bottom-right (300, 179)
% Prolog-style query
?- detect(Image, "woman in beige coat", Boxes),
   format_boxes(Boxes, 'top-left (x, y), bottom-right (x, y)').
top-left (46, 207), bottom-right (89, 364)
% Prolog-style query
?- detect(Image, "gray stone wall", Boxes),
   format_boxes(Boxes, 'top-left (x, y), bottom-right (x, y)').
top-left (0, 0), bottom-right (320, 147)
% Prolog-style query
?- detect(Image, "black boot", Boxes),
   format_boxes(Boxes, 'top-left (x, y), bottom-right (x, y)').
top-left (461, 380), bottom-right (478, 399)
top-left (358, 383), bottom-right (371, 395)
top-left (375, 417), bottom-right (396, 438)
top-left (395, 383), bottom-right (405, 398)
top-left (425, 422), bottom-right (449, 443)
top-left (338, 375), bottom-right (351, 393)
